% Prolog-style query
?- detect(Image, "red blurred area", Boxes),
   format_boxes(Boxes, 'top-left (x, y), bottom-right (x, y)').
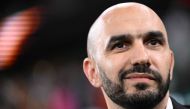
top-left (0, 7), bottom-right (41, 69)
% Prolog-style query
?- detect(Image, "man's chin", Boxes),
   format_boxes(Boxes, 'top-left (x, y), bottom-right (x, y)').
top-left (130, 89), bottom-right (158, 97)
top-left (124, 83), bottom-right (157, 94)
top-left (115, 90), bottom-right (161, 109)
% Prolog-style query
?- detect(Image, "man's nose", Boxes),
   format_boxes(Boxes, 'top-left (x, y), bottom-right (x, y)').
top-left (129, 42), bottom-right (150, 66)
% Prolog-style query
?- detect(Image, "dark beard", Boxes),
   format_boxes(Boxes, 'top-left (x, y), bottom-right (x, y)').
top-left (99, 64), bottom-right (170, 109)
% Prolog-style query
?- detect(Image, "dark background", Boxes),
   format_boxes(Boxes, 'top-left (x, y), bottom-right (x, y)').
top-left (0, 0), bottom-right (190, 109)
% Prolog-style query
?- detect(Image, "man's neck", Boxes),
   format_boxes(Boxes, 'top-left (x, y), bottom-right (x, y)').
top-left (152, 93), bottom-right (170, 109)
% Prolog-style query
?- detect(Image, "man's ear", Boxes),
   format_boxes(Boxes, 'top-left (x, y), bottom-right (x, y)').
top-left (83, 58), bottom-right (102, 87)
top-left (169, 50), bottom-right (175, 80)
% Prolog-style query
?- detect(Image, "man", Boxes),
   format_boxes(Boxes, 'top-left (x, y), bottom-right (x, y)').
top-left (83, 2), bottom-right (190, 109)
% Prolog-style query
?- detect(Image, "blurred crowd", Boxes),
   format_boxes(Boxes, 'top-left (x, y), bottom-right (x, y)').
top-left (0, 0), bottom-right (190, 109)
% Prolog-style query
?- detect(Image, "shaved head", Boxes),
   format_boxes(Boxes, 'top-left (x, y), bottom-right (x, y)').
top-left (87, 2), bottom-right (167, 59)
top-left (84, 2), bottom-right (173, 109)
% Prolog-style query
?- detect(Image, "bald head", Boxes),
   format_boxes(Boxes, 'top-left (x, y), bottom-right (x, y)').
top-left (87, 2), bottom-right (168, 59)
top-left (84, 3), bottom-right (174, 109)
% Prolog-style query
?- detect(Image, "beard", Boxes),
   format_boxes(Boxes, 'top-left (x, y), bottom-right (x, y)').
top-left (98, 64), bottom-right (170, 109)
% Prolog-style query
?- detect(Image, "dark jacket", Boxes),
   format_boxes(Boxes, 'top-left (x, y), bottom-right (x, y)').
top-left (171, 97), bottom-right (190, 109)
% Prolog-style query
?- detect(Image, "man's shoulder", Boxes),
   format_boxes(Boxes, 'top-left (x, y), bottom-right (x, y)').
top-left (171, 97), bottom-right (190, 109)
top-left (184, 105), bottom-right (190, 109)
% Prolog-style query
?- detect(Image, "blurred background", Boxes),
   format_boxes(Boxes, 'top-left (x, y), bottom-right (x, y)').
top-left (0, 0), bottom-right (189, 109)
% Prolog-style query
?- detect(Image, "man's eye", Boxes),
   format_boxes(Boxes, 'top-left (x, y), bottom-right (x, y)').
top-left (147, 39), bottom-right (161, 46)
top-left (112, 42), bottom-right (128, 50)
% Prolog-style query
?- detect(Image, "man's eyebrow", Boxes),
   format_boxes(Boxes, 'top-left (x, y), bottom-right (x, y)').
top-left (106, 34), bottom-right (132, 50)
top-left (143, 31), bottom-right (165, 41)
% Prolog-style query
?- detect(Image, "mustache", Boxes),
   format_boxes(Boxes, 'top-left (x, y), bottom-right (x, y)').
top-left (119, 64), bottom-right (162, 83)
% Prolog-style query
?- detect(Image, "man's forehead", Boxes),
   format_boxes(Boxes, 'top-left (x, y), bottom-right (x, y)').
top-left (87, 2), bottom-right (168, 57)
top-left (98, 3), bottom-right (167, 41)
